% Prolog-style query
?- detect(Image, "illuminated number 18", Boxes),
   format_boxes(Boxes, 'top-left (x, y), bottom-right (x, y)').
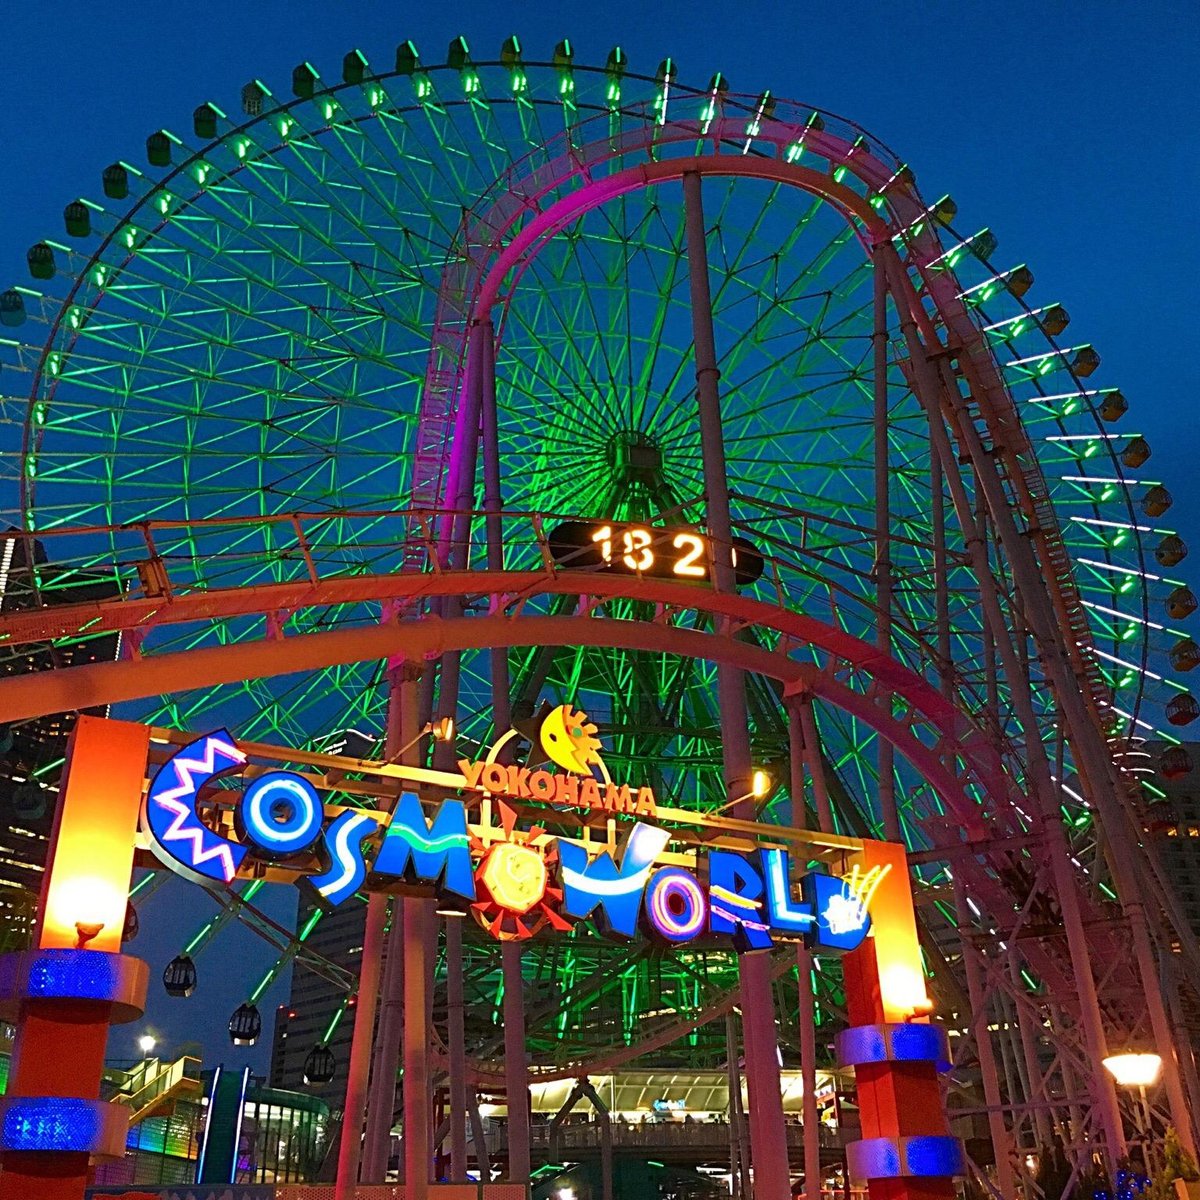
top-left (622, 528), bottom-right (653, 570)
top-left (591, 525), bottom-right (613, 564)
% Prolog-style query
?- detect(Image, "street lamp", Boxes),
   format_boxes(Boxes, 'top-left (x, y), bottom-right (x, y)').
top-left (137, 1034), bottom-right (157, 1056)
top-left (384, 715), bottom-right (456, 763)
top-left (716, 769), bottom-right (774, 814)
top-left (1104, 1053), bottom-right (1163, 1172)
top-left (1103, 1054), bottom-right (1163, 1088)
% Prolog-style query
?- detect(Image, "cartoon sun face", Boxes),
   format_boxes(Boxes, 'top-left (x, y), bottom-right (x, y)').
top-left (478, 842), bottom-right (548, 915)
top-left (471, 803), bottom-right (573, 942)
top-left (539, 704), bottom-right (604, 776)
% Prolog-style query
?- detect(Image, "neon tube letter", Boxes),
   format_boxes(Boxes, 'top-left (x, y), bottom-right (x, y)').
top-left (558, 822), bottom-right (671, 937)
top-left (372, 793), bottom-right (475, 899)
top-left (709, 851), bottom-right (773, 952)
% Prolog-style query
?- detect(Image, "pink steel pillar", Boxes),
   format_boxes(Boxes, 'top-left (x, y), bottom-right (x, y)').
top-left (437, 317), bottom-right (488, 1183)
top-left (362, 904), bottom-right (400, 1179)
top-left (871, 252), bottom-right (900, 844)
top-left (789, 705), bottom-right (824, 1200)
top-left (444, 913), bottom-right (469, 1178)
top-left (478, 315), bottom-right (532, 1185)
top-left (683, 168), bottom-right (792, 1200)
top-left (402, 897), bottom-right (432, 1198)
top-left (363, 664), bottom-right (423, 1179)
top-left (335, 892), bottom-right (388, 1199)
top-left (431, 648), bottom-right (470, 1183)
top-left (952, 879), bottom-right (1015, 1198)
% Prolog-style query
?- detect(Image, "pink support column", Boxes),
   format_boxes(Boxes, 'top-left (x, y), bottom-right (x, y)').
top-left (335, 892), bottom-right (388, 1199)
top-left (363, 664), bottom-right (423, 1179)
top-left (435, 316), bottom-right (487, 1183)
top-left (790, 705), bottom-right (824, 1200)
top-left (403, 897), bottom-right (431, 1199)
top-left (361, 899), bottom-right (401, 1178)
top-left (872, 251), bottom-right (900, 844)
top-left (683, 167), bottom-right (792, 1200)
top-left (477, 314), bottom-right (532, 1185)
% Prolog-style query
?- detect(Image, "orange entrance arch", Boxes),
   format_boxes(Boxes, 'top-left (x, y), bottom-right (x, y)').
top-left (0, 714), bottom-right (959, 1200)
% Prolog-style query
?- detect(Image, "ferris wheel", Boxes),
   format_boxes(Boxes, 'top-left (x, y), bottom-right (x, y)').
top-left (2, 35), bottom-right (1198, 1185)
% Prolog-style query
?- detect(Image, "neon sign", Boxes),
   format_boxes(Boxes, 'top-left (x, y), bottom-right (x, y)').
top-left (143, 731), bottom-right (248, 885)
top-left (458, 703), bottom-right (658, 818)
top-left (643, 868), bottom-right (708, 943)
top-left (237, 772), bottom-right (322, 858)
top-left (142, 712), bottom-right (881, 955)
top-left (477, 842), bottom-right (548, 915)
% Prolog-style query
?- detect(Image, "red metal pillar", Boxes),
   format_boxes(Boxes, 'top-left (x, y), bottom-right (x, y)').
top-left (840, 841), bottom-right (961, 1200)
top-left (335, 892), bottom-right (388, 1198)
top-left (437, 317), bottom-right (486, 1183)
top-left (683, 167), bottom-right (792, 1200)
top-left (952, 879), bottom-right (1015, 1198)
top-left (872, 250), bottom-right (900, 845)
top-left (789, 705), bottom-right (824, 1200)
top-left (478, 314), bottom-right (532, 1185)
top-left (402, 898), bottom-right (432, 1199)
top-left (363, 664), bottom-right (424, 1179)
top-left (0, 716), bottom-right (150, 1200)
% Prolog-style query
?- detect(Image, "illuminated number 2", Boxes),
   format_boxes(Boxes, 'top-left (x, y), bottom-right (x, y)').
top-left (622, 528), bottom-right (654, 570)
top-left (591, 525), bottom-right (613, 564)
top-left (672, 533), bottom-right (707, 578)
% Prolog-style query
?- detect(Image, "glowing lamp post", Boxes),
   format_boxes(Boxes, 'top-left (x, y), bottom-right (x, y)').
top-left (1104, 1053), bottom-right (1163, 1171)
top-left (1103, 1054), bottom-right (1163, 1089)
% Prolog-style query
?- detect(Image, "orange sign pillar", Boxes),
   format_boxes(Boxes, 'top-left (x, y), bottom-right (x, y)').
top-left (0, 716), bottom-right (151, 1200)
top-left (837, 841), bottom-right (962, 1200)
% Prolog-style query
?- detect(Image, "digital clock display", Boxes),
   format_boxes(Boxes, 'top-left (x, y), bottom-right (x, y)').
top-left (546, 520), bottom-right (764, 587)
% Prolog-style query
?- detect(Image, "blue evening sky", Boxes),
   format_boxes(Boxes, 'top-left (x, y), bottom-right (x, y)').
top-left (0, 2), bottom-right (1196, 1071)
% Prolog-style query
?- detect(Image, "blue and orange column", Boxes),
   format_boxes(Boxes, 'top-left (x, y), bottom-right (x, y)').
top-left (0, 716), bottom-right (151, 1200)
top-left (837, 841), bottom-right (963, 1200)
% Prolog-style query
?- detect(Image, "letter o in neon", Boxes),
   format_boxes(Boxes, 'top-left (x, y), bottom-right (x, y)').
top-left (239, 772), bottom-right (323, 857)
top-left (644, 867), bottom-right (707, 943)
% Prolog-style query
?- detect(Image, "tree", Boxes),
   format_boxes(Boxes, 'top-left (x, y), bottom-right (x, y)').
top-left (1163, 1128), bottom-right (1200, 1185)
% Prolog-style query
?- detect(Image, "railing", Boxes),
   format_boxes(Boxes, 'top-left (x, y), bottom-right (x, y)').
top-left (0, 502), bottom-right (1042, 853)
top-left (530, 1118), bottom-right (847, 1156)
top-left (110, 1055), bottom-right (203, 1124)
top-left (0, 502), bottom-right (995, 727)
top-left (87, 1188), bottom-right (276, 1200)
